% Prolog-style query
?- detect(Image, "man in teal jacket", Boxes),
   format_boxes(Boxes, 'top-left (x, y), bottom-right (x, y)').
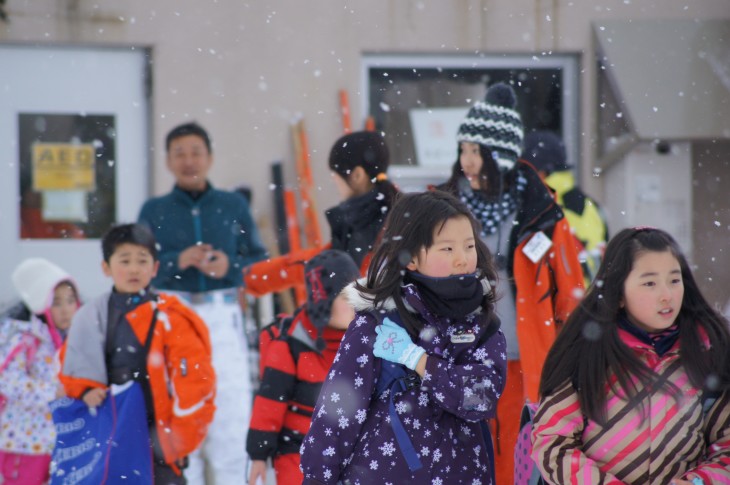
top-left (138, 121), bottom-right (267, 485)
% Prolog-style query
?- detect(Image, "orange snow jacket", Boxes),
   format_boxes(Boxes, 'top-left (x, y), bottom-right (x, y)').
top-left (243, 188), bottom-right (392, 298)
top-left (502, 161), bottom-right (584, 402)
top-left (435, 160), bottom-right (584, 403)
top-left (59, 293), bottom-right (216, 474)
top-left (513, 216), bottom-right (583, 402)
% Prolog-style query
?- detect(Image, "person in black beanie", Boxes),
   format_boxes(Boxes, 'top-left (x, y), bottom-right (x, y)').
top-left (326, 130), bottom-right (399, 269)
top-left (246, 249), bottom-right (360, 485)
top-left (243, 130), bottom-right (399, 297)
top-left (522, 130), bottom-right (609, 287)
top-left (436, 82), bottom-right (585, 485)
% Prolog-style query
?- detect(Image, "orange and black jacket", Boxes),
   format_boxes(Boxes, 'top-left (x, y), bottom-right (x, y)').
top-left (243, 188), bottom-right (390, 297)
top-left (503, 161), bottom-right (585, 402)
top-left (437, 161), bottom-right (584, 402)
top-left (60, 292), bottom-right (216, 474)
top-left (246, 309), bottom-right (345, 460)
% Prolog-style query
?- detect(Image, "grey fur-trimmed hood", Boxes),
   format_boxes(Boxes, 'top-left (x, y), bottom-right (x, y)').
top-left (341, 277), bottom-right (400, 313)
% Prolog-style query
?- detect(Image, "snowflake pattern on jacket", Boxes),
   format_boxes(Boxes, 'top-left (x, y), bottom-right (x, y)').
top-left (300, 281), bottom-right (507, 485)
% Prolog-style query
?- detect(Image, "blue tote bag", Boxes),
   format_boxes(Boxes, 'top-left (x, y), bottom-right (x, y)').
top-left (50, 381), bottom-right (153, 484)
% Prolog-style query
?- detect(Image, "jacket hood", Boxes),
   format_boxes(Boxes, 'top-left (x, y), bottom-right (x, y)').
top-left (342, 278), bottom-right (398, 314)
top-left (12, 258), bottom-right (76, 315)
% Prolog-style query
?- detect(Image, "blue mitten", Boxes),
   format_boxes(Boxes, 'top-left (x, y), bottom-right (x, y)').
top-left (373, 317), bottom-right (426, 371)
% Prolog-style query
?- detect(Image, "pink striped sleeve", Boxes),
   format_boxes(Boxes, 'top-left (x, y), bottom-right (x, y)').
top-left (692, 391), bottom-right (730, 482)
top-left (531, 381), bottom-right (627, 485)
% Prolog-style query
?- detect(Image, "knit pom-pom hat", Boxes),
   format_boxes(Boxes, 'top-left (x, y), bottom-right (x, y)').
top-left (456, 82), bottom-right (524, 170)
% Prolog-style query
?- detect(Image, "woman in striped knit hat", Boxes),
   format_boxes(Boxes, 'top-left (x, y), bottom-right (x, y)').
top-left (437, 82), bottom-right (585, 484)
top-left (533, 227), bottom-right (730, 484)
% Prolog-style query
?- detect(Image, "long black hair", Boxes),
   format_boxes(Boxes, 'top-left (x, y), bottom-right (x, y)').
top-left (540, 227), bottom-right (730, 423)
top-left (357, 190), bottom-right (498, 336)
top-left (440, 144), bottom-right (505, 198)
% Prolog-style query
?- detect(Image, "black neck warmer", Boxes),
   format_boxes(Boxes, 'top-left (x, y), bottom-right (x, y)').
top-left (405, 271), bottom-right (486, 319)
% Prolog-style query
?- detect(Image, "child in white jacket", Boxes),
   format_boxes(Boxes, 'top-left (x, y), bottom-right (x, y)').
top-left (0, 258), bottom-right (80, 485)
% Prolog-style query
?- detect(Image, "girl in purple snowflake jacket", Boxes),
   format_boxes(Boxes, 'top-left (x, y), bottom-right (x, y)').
top-left (300, 191), bottom-right (507, 485)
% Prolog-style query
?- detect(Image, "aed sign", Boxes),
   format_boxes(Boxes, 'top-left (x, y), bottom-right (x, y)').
top-left (32, 143), bottom-right (96, 191)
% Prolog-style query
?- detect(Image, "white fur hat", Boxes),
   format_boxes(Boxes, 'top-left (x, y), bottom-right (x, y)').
top-left (11, 258), bottom-right (73, 314)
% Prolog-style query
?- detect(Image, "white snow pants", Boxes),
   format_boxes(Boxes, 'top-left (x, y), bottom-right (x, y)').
top-left (171, 289), bottom-right (252, 485)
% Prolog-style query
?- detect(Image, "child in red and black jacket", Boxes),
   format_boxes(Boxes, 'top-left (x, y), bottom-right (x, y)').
top-left (246, 250), bottom-right (360, 485)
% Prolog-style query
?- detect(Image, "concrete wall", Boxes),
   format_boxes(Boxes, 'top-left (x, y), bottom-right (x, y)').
top-left (1, 0), bottom-right (728, 301)
top-left (603, 142), bottom-right (693, 255)
top-left (692, 140), bottom-right (730, 309)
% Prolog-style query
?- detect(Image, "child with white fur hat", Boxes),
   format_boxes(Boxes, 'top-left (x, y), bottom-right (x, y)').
top-left (0, 258), bottom-right (80, 485)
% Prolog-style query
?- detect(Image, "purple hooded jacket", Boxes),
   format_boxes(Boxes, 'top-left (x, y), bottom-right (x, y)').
top-left (300, 280), bottom-right (507, 484)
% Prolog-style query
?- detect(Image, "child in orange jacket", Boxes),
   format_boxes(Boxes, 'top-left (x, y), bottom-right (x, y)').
top-left (59, 223), bottom-right (216, 484)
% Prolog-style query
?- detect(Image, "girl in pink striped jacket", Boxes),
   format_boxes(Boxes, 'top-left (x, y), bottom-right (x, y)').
top-left (532, 227), bottom-right (730, 485)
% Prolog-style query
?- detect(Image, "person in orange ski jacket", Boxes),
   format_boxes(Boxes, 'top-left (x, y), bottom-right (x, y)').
top-left (243, 130), bottom-right (398, 297)
top-left (436, 82), bottom-right (584, 485)
top-left (59, 224), bottom-right (216, 483)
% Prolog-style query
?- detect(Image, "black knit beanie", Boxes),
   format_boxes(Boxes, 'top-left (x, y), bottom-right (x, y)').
top-left (521, 130), bottom-right (570, 174)
top-left (305, 249), bottom-right (360, 330)
top-left (328, 131), bottom-right (390, 181)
